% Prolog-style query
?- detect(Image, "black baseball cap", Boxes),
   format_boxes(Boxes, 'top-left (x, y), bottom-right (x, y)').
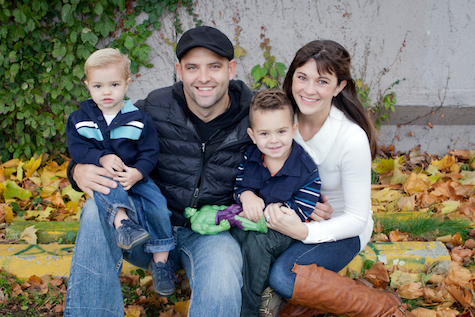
top-left (176, 26), bottom-right (234, 61)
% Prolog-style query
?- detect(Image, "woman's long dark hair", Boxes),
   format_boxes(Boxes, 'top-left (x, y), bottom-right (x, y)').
top-left (283, 40), bottom-right (377, 159)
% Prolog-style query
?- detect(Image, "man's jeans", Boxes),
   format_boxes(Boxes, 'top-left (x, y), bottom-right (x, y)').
top-left (269, 236), bottom-right (361, 299)
top-left (94, 181), bottom-right (174, 253)
top-left (64, 199), bottom-right (243, 317)
top-left (231, 228), bottom-right (296, 317)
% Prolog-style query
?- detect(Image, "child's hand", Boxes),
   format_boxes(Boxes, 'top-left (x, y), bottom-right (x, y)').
top-left (239, 191), bottom-right (265, 223)
top-left (115, 166), bottom-right (144, 190)
top-left (99, 154), bottom-right (125, 175)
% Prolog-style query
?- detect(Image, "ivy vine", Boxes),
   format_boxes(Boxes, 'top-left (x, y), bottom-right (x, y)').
top-left (0, 0), bottom-right (201, 161)
top-left (251, 26), bottom-right (286, 90)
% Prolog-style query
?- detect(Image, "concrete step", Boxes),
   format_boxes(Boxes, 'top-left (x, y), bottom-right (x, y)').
top-left (341, 240), bottom-right (451, 277)
top-left (0, 241), bottom-right (450, 279)
top-left (0, 212), bottom-right (451, 278)
top-left (0, 244), bottom-right (138, 278)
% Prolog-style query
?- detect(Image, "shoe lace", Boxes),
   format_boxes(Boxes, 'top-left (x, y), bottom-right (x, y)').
top-left (155, 263), bottom-right (178, 283)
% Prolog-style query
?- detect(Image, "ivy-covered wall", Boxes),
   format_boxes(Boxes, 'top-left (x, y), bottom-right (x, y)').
top-left (0, 0), bottom-right (200, 161)
top-left (1, 0), bottom-right (474, 160)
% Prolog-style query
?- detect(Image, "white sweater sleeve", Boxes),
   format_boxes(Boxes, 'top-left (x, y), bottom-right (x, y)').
top-left (301, 125), bottom-right (372, 244)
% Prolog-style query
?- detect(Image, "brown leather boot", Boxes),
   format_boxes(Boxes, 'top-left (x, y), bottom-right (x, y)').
top-left (286, 264), bottom-right (416, 317)
top-left (280, 302), bottom-right (325, 317)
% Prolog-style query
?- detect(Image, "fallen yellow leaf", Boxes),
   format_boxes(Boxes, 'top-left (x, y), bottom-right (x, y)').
top-left (398, 282), bottom-right (423, 299)
top-left (403, 173), bottom-right (431, 195)
top-left (440, 200), bottom-right (460, 215)
top-left (20, 225), bottom-right (38, 244)
top-left (24, 156), bottom-right (42, 178)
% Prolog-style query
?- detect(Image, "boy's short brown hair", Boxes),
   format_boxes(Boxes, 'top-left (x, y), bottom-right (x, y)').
top-left (84, 48), bottom-right (131, 80)
top-left (249, 89), bottom-right (294, 128)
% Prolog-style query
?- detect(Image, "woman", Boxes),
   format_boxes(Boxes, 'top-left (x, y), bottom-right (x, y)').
top-left (264, 40), bottom-right (415, 316)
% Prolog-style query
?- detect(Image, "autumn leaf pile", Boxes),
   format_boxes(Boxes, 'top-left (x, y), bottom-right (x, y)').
top-left (371, 146), bottom-right (475, 220)
top-left (0, 153), bottom-right (85, 227)
top-left (365, 146), bottom-right (475, 317)
top-left (0, 147), bottom-right (475, 316)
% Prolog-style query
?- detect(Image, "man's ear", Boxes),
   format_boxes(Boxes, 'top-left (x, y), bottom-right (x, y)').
top-left (228, 59), bottom-right (237, 80)
top-left (175, 62), bottom-right (183, 81)
top-left (247, 127), bottom-right (256, 144)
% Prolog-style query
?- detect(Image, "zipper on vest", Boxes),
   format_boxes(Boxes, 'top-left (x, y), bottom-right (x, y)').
top-left (190, 130), bottom-right (221, 207)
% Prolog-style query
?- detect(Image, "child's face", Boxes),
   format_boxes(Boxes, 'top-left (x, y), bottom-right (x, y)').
top-left (85, 64), bottom-right (131, 115)
top-left (247, 108), bottom-right (298, 161)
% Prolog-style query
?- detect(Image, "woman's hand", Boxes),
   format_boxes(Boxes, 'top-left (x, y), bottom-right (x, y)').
top-left (264, 203), bottom-right (308, 241)
top-left (309, 194), bottom-right (333, 221)
top-left (73, 163), bottom-right (117, 197)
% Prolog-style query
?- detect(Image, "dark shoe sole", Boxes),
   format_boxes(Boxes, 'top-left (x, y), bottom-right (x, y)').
top-left (117, 233), bottom-right (151, 250)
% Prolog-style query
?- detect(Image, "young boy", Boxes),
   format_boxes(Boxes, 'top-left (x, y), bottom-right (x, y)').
top-left (66, 48), bottom-right (176, 296)
top-left (232, 89), bottom-right (323, 317)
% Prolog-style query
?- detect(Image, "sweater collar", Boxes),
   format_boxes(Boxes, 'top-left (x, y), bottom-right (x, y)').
top-left (248, 140), bottom-right (302, 177)
top-left (294, 105), bottom-right (345, 165)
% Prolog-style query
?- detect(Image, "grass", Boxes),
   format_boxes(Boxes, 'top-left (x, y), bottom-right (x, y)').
top-left (375, 213), bottom-right (472, 241)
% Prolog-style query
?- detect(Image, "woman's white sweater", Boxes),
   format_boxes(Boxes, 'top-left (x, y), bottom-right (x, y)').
top-left (295, 106), bottom-right (374, 251)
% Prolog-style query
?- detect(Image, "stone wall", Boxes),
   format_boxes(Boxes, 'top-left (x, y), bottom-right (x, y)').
top-left (126, 0), bottom-right (475, 155)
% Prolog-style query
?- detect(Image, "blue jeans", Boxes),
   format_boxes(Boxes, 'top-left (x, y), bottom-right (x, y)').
top-left (94, 181), bottom-right (174, 253)
top-left (64, 199), bottom-right (243, 317)
top-left (269, 236), bottom-right (361, 299)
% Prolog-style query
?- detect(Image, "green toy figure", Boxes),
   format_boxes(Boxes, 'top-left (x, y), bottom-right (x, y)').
top-left (184, 204), bottom-right (268, 235)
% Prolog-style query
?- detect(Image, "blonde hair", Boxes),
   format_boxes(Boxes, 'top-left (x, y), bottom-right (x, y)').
top-left (84, 48), bottom-right (131, 80)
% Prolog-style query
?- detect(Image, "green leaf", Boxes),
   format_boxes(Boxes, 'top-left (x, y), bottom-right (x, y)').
top-left (10, 63), bottom-right (20, 76)
top-left (270, 66), bottom-right (277, 79)
top-left (70, 31), bottom-right (78, 43)
top-left (117, 0), bottom-right (125, 11)
top-left (62, 4), bottom-right (72, 23)
top-left (124, 35), bottom-right (134, 50)
top-left (3, 180), bottom-right (32, 200)
top-left (104, 16), bottom-right (116, 35)
top-left (72, 65), bottom-right (85, 79)
top-left (259, 67), bottom-right (267, 78)
top-left (27, 19), bottom-right (36, 32)
top-left (251, 65), bottom-right (262, 82)
top-left (9, 51), bottom-right (17, 63)
top-left (153, 21), bottom-right (161, 30)
top-left (123, 18), bottom-right (136, 29)
top-left (130, 60), bottom-right (138, 74)
top-left (13, 9), bottom-right (27, 24)
top-left (94, 3), bottom-right (103, 15)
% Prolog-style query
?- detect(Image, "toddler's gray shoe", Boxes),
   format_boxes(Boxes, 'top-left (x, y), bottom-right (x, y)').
top-left (116, 219), bottom-right (151, 250)
top-left (149, 260), bottom-right (178, 297)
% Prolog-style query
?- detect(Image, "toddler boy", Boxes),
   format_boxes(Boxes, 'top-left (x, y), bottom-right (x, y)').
top-left (66, 48), bottom-right (176, 296)
top-left (232, 89), bottom-right (323, 316)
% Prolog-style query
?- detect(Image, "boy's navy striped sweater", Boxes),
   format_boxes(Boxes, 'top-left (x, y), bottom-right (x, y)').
top-left (234, 141), bottom-right (322, 221)
top-left (66, 99), bottom-right (159, 182)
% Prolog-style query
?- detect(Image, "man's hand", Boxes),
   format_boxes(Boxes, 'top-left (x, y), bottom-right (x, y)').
top-left (73, 163), bottom-right (117, 197)
top-left (99, 154), bottom-right (125, 175)
top-left (239, 190), bottom-right (265, 223)
top-left (115, 166), bottom-right (143, 190)
top-left (309, 194), bottom-right (333, 221)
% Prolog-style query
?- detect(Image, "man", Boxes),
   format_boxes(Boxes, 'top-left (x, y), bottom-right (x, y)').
top-left (64, 26), bottom-right (332, 317)
top-left (64, 25), bottom-right (251, 317)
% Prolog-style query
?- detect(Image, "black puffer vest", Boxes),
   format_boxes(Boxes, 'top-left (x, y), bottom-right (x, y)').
top-left (136, 80), bottom-right (252, 226)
